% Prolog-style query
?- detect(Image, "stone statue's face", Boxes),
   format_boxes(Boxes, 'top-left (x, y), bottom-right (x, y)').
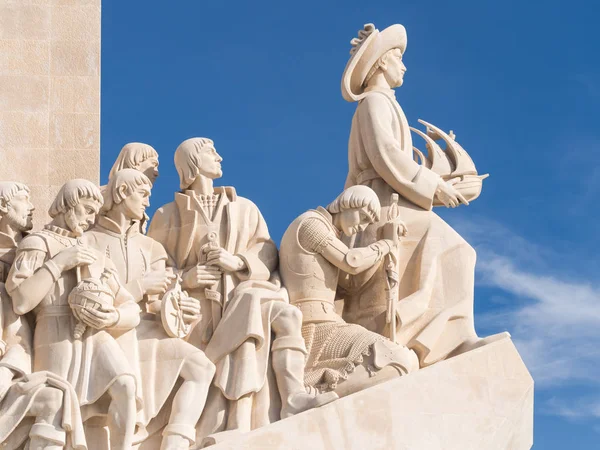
top-left (197, 146), bottom-right (223, 180)
top-left (136, 157), bottom-right (159, 184)
top-left (338, 207), bottom-right (372, 237)
top-left (5, 191), bottom-right (34, 232)
top-left (382, 48), bottom-right (406, 88)
top-left (65, 198), bottom-right (100, 236)
top-left (121, 184), bottom-right (151, 221)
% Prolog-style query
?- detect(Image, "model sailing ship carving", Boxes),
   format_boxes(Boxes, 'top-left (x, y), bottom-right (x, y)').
top-left (411, 119), bottom-right (489, 205)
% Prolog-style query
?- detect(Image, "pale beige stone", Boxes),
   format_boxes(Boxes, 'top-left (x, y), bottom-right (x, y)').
top-left (0, 40), bottom-right (50, 75)
top-left (0, 5), bottom-right (50, 40)
top-left (0, 181), bottom-right (86, 449)
top-left (50, 39), bottom-right (100, 76)
top-left (0, 75), bottom-right (49, 112)
top-left (50, 76), bottom-right (99, 113)
top-left (0, 112), bottom-right (49, 148)
top-left (49, 149), bottom-right (99, 185)
top-left (209, 338), bottom-right (533, 450)
top-left (50, 5), bottom-right (101, 43)
top-left (52, 0), bottom-right (100, 5)
top-left (0, 0), bottom-right (101, 234)
top-left (0, 148), bottom-right (50, 186)
top-left (49, 113), bottom-right (99, 150)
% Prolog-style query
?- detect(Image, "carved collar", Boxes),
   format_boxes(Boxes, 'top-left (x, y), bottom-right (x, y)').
top-left (364, 85), bottom-right (396, 99)
top-left (96, 215), bottom-right (139, 237)
top-left (0, 231), bottom-right (17, 250)
top-left (180, 186), bottom-right (237, 203)
top-left (43, 225), bottom-right (79, 238)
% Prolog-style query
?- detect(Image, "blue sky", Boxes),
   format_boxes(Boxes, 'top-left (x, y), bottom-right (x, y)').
top-left (100, 1), bottom-right (599, 447)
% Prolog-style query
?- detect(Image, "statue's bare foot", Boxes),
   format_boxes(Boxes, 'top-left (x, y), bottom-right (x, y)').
top-left (281, 390), bottom-right (339, 419)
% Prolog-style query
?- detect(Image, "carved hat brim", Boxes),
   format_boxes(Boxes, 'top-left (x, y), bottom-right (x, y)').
top-left (341, 24), bottom-right (407, 102)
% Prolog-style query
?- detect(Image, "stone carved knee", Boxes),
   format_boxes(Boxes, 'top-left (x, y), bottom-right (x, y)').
top-left (272, 305), bottom-right (303, 335)
top-left (182, 352), bottom-right (216, 382)
top-left (110, 375), bottom-right (136, 399)
top-left (34, 386), bottom-right (64, 418)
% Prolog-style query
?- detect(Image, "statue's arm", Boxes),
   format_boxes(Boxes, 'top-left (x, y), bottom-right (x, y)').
top-left (321, 238), bottom-right (393, 275)
top-left (104, 264), bottom-right (141, 331)
top-left (6, 240), bottom-right (57, 315)
top-left (359, 95), bottom-right (440, 210)
top-left (299, 217), bottom-right (393, 275)
top-left (0, 290), bottom-right (32, 376)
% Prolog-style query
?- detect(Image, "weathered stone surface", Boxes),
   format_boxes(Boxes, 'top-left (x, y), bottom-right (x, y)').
top-left (209, 338), bottom-right (533, 450)
top-left (0, 0), bottom-right (100, 227)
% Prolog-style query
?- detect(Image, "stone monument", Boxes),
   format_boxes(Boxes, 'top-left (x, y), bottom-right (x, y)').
top-left (0, 5), bottom-right (533, 449)
top-left (0, 0), bottom-right (101, 229)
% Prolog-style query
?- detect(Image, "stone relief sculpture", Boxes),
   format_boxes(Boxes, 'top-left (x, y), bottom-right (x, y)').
top-left (0, 182), bottom-right (87, 450)
top-left (279, 185), bottom-right (418, 397)
top-left (0, 20), bottom-right (519, 450)
top-left (84, 169), bottom-right (215, 450)
top-left (103, 143), bottom-right (160, 234)
top-left (340, 23), bottom-right (506, 367)
top-left (148, 138), bottom-right (336, 445)
top-left (6, 180), bottom-right (142, 450)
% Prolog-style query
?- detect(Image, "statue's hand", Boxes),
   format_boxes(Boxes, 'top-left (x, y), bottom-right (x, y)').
top-left (52, 245), bottom-right (97, 272)
top-left (142, 269), bottom-right (176, 295)
top-left (206, 248), bottom-right (246, 273)
top-left (80, 305), bottom-right (119, 329)
top-left (435, 179), bottom-right (469, 208)
top-left (381, 219), bottom-right (408, 243)
top-left (179, 296), bottom-right (201, 324)
top-left (182, 265), bottom-right (221, 289)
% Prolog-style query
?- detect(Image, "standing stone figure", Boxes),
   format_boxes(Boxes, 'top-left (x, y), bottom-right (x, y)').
top-left (84, 169), bottom-right (216, 449)
top-left (341, 23), bottom-right (504, 367)
top-left (149, 138), bottom-right (336, 440)
top-left (6, 180), bottom-right (141, 450)
top-left (280, 186), bottom-right (418, 397)
top-left (0, 182), bottom-right (86, 449)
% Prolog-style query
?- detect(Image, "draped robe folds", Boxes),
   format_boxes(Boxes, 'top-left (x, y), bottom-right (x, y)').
top-left (0, 234), bottom-right (87, 449)
top-left (83, 216), bottom-right (208, 433)
top-left (343, 88), bottom-right (480, 367)
top-left (5, 227), bottom-right (142, 421)
top-left (148, 187), bottom-right (285, 432)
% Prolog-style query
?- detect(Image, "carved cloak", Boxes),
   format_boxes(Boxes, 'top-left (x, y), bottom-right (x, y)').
top-left (343, 88), bottom-right (480, 367)
top-left (149, 187), bottom-right (284, 431)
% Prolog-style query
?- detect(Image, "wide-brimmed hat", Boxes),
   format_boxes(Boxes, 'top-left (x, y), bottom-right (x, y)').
top-left (341, 23), bottom-right (407, 102)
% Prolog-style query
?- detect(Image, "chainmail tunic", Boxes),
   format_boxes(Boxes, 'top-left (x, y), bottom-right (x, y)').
top-left (302, 321), bottom-right (385, 392)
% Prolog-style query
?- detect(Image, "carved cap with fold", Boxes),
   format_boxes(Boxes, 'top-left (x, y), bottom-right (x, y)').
top-left (341, 23), bottom-right (407, 102)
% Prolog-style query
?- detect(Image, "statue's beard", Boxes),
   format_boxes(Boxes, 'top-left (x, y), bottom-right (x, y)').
top-left (65, 209), bottom-right (87, 236)
top-left (6, 208), bottom-right (32, 232)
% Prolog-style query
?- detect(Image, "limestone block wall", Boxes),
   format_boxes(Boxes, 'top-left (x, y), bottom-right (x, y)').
top-left (0, 0), bottom-right (100, 228)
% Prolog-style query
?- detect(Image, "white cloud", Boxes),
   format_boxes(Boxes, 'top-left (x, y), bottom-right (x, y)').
top-left (450, 216), bottom-right (600, 392)
top-left (544, 397), bottom-right (600, 420)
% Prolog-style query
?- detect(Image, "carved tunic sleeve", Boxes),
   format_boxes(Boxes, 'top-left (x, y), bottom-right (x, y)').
top-left (5, 236), bottom-right (56, 315)
top-left (357, 94), bottom-right (440, 210)
top-left (297, 217), bottom-right (334, 254)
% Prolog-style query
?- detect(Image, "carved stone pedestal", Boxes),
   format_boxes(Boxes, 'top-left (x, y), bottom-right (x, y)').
top-left (209, 337), bottom-right (533, 450)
